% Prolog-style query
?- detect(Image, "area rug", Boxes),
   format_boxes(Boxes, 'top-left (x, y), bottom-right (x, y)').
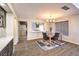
top-left (37, 40), bottom-right (65, 51)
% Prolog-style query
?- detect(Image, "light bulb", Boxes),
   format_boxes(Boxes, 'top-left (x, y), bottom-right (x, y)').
top-left (53, 19), bottom-right (55, 22)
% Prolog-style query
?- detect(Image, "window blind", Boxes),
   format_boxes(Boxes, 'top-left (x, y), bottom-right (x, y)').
top-left (55, 21), bottom-right (69, 36)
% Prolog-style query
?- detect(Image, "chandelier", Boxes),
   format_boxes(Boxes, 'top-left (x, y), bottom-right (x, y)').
top-left (46, 16), bottom-right (55, 23)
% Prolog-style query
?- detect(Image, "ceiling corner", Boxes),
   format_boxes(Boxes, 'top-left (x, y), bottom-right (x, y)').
top-left (73, 3), bottom-right (79, 9)
top-left (7, 3), bottom-right (18, 18)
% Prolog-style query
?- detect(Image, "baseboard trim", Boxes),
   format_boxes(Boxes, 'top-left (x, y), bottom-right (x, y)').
top-left (27, 38), bottom-right (43, 41)
top-left (63, 39), bottom-right (79, 45)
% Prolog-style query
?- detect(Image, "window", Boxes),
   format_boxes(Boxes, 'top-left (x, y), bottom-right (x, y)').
top-left (55, 21), bottom-right (69, 36)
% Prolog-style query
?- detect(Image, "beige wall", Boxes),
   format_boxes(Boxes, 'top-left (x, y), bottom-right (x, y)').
top-left (52, 14), bottom-right (79, 45)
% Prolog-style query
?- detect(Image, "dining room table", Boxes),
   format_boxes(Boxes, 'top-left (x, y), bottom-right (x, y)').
top-left (47, 32), bottom-right (54, 46)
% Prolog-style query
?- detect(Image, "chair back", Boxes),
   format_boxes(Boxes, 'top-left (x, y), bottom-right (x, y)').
top-left (53, 33), bottom-right (60, 40)
top-left (42, 32), bottom-right (49, 40)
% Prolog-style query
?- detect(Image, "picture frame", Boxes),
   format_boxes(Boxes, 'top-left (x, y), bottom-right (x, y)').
top-left (0, 6), bottom-right (6, 28)
top-left (0, 15), bottom-right (3, 27)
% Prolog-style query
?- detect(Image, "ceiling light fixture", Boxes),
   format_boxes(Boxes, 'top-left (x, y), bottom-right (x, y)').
top-left (61, 5), bottom-right (70, 11)
top-left (46, 16), bottom-right (55, 23)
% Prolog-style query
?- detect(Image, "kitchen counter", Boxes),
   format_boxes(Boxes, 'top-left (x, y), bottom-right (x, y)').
top-left (0, 36), bottom-right (13, 52)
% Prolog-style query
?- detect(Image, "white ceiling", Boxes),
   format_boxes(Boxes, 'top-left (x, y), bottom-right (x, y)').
top-left (11, 3), bottom-right (79, 20)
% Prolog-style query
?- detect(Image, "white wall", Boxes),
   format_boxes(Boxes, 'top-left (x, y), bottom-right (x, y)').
top-left (27, 19), bottom-right (43, 40)
top-left (19, 18), bottom-right (48, 40)
top-left (0, 28), bottom-right (6, 37)
top-left (6, 13), bottom-right (18, 45)
top-left (13, 19), bottom-right (19, 45)
top-left (6, 13), bottom-right (14, 36)
top-left (52, 14), bottom-right (79, 45)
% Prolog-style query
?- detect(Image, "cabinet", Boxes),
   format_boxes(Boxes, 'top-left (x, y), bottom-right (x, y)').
top-left (0, 39), bottom-right (13, 56)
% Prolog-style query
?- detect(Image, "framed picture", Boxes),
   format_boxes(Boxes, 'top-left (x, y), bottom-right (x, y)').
top-left (0, 15), bottom-right (3, 27)
top-left (0, 6), bottom-right (6, 28)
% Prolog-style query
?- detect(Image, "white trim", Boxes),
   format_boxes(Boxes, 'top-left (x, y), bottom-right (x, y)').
top-left (7, 3), bottom-right (17, 18)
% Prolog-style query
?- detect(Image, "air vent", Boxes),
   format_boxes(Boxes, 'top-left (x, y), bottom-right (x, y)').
top-left (61, 5), bottom-right (70, 10)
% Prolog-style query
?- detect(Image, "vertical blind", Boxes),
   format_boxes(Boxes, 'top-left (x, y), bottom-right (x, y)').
top-left (55, 21), bottom-right (69, 36)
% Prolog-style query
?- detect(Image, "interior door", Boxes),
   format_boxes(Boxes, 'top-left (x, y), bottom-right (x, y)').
top-left (19, 21), bottom-right (27, 41)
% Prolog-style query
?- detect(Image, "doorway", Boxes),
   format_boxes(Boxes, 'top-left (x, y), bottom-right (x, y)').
top-left (18, 21), bottom-right (27, 42)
